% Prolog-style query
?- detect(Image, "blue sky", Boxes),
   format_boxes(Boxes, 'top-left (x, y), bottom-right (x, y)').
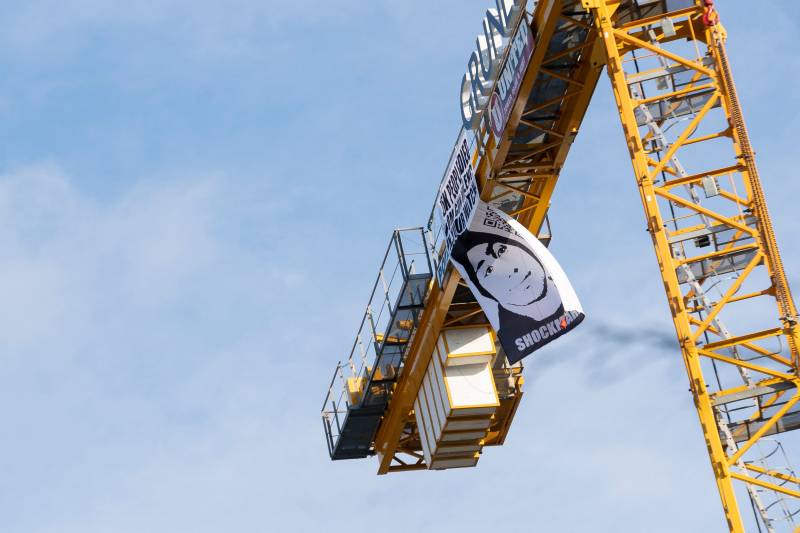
top-left (0, 2), bottom-right (798, 532)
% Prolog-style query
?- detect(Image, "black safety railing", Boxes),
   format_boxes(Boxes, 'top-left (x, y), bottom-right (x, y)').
top-left (321, 227), bottom-right (433, 460)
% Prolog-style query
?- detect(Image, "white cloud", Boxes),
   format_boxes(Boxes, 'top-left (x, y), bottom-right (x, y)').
top-left (0, 164), bottom-right (224, 356)
top-left (0, 0), bottom-right (387, 65)
top-left (0, 161), bottom-right (306, 531)
top-left (0, 1), bottom-right (798, 532)
top-left (0, 161), bottom-right (730, 533)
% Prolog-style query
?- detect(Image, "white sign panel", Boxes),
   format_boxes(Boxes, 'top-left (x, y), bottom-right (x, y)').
top-left (449, 200), bottom-right (584, 363)
top-left (434, 131), bottom-right (479, 285)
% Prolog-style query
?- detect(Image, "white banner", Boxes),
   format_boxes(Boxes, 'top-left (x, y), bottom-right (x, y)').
top-left (434, 131), bottom-right (479, 285)
top-left (449, 201), bottom-right (584, 363)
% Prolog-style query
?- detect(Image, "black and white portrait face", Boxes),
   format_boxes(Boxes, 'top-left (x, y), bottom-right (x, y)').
top-left (446, 201), bottom-right (584, 363)
top-left (466, 240), bottom-right (547, 307)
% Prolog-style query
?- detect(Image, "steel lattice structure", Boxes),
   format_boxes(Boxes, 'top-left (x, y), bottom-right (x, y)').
top-left (322, 2), bottom-right (800, 530)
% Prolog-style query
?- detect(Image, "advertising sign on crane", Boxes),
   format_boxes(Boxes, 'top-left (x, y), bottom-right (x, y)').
top-left (434, 131), bottom-right (479, 285)
top-left (489, 19), bottom-right (535, 139)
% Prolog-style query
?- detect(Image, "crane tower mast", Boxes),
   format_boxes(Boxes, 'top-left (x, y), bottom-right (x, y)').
top-left (322, 1), bottom-right (800, 530)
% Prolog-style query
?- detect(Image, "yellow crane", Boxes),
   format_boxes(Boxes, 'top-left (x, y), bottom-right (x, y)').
top-left (321, 1), bottom-right (800, 531)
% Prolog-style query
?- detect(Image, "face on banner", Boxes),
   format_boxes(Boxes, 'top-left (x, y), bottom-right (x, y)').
top-left (466, 241), bottom-right (549, 307)
top-left (450, 201), bottom-right (584, 363)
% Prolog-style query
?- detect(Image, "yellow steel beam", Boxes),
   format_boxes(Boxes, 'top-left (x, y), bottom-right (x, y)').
top-left (727, 389), bottom-right (800, 465)
top-left (589, 2), bottom-right (748, 529)
top-left (612, 27), bottom-right (715, 78)
top-left (374, 0), bottom-right (604, 474)
top-left (690, 253), bottom-right (763, 342)
top-left (675, 243), bottom-right (759, 268)
top-left (662, 165), bottom-right (743, 189)
top-left (373, 272), bottom-right (459, 474)
top-left (371, 15), bottom-right (800, 533)
top-left (710, 376), bottom-right (792, 404)
top-left (654, 187), bottom-right (754, 235)
top-left (491, 0), bottom-right (567, 167)
top-left (697, 349), bottom-right (795, 382)
top-left (618, 5), bottom-right (697, 32)
top-left (709, 25), bottom-right (800, 367)
top-left (513, 28), bottom-right (604, 233)
top-left (634, 82), bottom-right (715, 107)
top-left (744, 463), bottom-right (800, 488)
top-left (646, 93), bottom-right (719, 180)
top-left (702, 328), bottom-right (784, 352)
top-left (730, 471), bottom-right (800, 500)
top-left (691, 318), bottom-right (794, 368)
top-left (582, 2), bottom-right (800, 530)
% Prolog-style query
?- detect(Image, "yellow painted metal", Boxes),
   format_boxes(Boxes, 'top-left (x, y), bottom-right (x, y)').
top-left (374, 271), bottom-right (459, 474)
top-left (589, 5), bottom-right (744, 531)
top-left (374, 0), bottom-right (605, 475)
top-left (745, 464), bottom-right (800, 489)
top-left (364, 2), bottom-right (800, 529)
top-left (346, 376), bottom-right (366, 406)
top-left (712, 31), bottom-right (800, 365)
top-left (727, 390), bottom-right (800, 466)
top-left (585, 1), bottom-right (800, 531)
top-left (730, 471), bottom-right (800, 500)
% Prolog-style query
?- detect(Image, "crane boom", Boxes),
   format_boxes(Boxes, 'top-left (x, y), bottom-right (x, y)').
top-left (375, 0), bottom-right (604, 477)
top-left (323, 1), bottom-right (800, 530)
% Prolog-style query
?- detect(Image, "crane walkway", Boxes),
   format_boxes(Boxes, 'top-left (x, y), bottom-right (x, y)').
top-left (321, 229), bottom-right (432, 460)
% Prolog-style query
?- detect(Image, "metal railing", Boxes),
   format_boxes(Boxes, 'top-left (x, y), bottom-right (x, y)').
top-left (321, 227), bottom-right (433, 458)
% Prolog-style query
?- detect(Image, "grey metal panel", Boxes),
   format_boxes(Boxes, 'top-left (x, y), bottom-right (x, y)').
top-left (668, 217), bottom-right (757, 245)
top-left (727, 407), bottom-right (800, 444)
top-left (635, 90), bottom-right (718, 127)
top-left (713, 381), bottom-right (796, 407)
top-left (627, 56), bottom-right (715, 86)
top-left (676, 248), bottom-right (760, 284)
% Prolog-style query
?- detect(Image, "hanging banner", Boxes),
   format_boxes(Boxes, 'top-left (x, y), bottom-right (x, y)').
top-left (434, 131), bottom-right (479, 285)
top-left (449, 201), bottom-right (584, 363)
top-left (489, 19), bottom-right (535, 139)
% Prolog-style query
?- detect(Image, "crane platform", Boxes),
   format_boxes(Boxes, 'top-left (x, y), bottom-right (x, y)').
top-left (322, 229), bottom-right (433, 460)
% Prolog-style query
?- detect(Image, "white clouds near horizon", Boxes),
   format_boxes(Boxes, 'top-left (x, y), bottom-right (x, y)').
top-left (0, 1), bottom-right (798, 532)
